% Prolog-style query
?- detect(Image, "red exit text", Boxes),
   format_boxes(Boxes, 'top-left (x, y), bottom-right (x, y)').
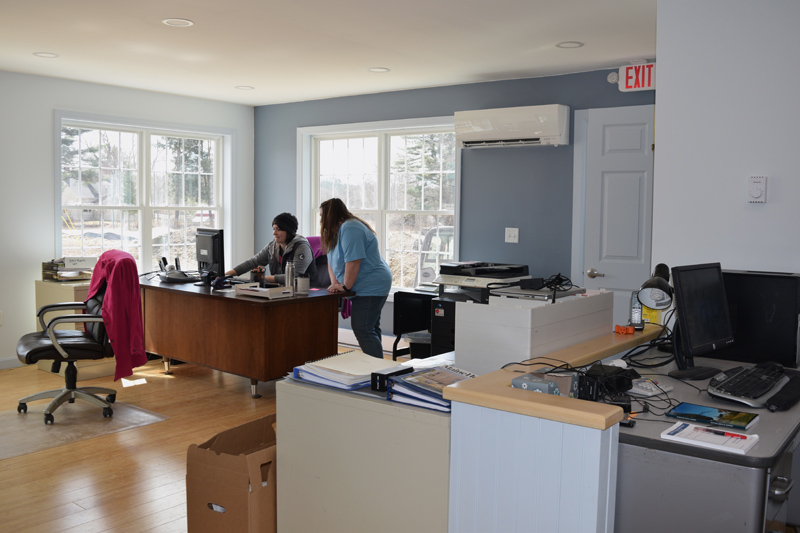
top-left (619, 63), bottom-right (656, 92)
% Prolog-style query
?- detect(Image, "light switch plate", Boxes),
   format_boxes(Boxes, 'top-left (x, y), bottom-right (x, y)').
top-left (748, 175), bottom-right (767, 203)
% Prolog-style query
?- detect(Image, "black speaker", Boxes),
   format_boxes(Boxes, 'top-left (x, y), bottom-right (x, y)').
top-left (705, 270), bottom-right (800, 368)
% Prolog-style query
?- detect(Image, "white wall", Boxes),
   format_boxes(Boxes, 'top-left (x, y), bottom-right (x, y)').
top-left (653, 0), bottom-right (800, 271)
top-left (0, 71), bottom-right (254, 369)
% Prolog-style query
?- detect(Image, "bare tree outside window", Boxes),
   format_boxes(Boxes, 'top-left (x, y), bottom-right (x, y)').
top-left (314, 130), bottom-right (455, 289)
top-left (60, 123), bottom-right (221, 272)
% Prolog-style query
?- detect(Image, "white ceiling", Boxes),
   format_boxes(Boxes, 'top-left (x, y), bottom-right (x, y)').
top-left (0, 0), bottom-right (657, 107)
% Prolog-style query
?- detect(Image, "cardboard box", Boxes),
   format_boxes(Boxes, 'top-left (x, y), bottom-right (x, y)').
top-left (187, 414), bottom-right (277, 533)
top-left (454, 291), bottom-right (613, 375)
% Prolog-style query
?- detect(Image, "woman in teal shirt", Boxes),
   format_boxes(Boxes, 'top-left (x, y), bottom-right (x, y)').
top-left (320, 198), bottom-right (393, 358)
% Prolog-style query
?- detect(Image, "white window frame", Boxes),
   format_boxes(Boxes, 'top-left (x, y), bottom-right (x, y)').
top-left (54, 110), bottom-right (237, 273)
top-left (296, 116), bottom-right (461, 291)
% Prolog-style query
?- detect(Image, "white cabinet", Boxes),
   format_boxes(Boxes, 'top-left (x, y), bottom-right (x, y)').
top-left (276, 380), bottom-right (451, 532)
top-left (34, 280), bottom-right (116, 380)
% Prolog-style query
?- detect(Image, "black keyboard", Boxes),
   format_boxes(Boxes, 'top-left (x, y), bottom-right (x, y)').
top-left (708, 364), bottom-right (789, 408)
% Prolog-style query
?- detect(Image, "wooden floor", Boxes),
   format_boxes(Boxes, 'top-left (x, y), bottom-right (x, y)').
top-left (0, 359), bottom-right (279, 533)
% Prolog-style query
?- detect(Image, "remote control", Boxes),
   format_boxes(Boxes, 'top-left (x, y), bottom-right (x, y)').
top-left (629, 378), bottom-right (673, 397)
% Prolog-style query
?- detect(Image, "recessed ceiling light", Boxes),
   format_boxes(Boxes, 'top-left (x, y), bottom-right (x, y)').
top-left (556, 41), bottom-right (584, 49)
top-left (235, 86), bottom-right (255, 90)
top-left (367, 67), bottom-right (391, 73)
top-left (162, 18), bottom-right (194, 27)
top-left (33, 52), bottom-right (59, 58)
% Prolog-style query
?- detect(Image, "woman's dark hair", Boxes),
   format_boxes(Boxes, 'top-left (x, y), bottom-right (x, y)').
top-left (319, 198), bottom-right (375, 253)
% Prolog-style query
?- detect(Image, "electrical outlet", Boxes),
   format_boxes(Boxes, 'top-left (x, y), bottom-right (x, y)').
top-left (505, 227), bottom-right (519, 243)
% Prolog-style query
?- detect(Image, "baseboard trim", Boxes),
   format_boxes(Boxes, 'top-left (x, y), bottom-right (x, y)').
top-left (0, 357), bottom-right (21, 370)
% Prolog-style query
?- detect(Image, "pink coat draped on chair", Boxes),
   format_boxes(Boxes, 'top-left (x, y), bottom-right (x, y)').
top-left (87, 250), bottom-right (147, 381)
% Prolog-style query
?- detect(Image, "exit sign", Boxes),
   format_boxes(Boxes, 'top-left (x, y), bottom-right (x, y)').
top-left (619, 63), bottom-right (656, 92)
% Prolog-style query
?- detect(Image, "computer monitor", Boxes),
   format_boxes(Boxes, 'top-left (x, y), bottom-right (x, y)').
top-left (669, 262), bottom-right (735, 380)
top-left (196, 228), bottom-right (224, 285)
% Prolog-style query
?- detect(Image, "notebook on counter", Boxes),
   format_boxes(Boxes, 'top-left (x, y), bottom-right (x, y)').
top-left (665, 402), bottom-right (760, 430)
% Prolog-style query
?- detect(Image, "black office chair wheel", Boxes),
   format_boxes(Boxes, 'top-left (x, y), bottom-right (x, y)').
top-left (105, 394), bottom-right (116, 404)
top-left (17, 402), bottom-right (27, 414)
top-left (103, 407), bottom-right (113, 418)
top-left (44, 413), bottom-right (54, 425)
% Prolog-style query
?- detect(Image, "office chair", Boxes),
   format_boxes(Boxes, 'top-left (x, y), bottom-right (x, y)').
top-left (16, 286), bottom-right (116, 424)
top-left (307, 236), bottom-right (331, 288)
top-left (313, 254), bottom-right (332, 288)
top-left (16, 250), bottom-right (144, 425)
top-left (391, 291), bottom-right (436, 360)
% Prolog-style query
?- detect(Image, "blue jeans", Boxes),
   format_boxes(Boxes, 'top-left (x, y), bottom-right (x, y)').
top-left (349, 295), bottom-right (388, 358)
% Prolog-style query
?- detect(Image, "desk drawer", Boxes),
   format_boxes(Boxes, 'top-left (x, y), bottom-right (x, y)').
top-left (617, 443), bottom-right (769, 533)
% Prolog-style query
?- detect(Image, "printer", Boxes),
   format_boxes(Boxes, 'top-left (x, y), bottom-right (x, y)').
top-left (432, 261), bottom-right (530, 304)
top-left (428, 261), bottom-right (530, 354)
top-left (433, 261), bottom-right (530, 289)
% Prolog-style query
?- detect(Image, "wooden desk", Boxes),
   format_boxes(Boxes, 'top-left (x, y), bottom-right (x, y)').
top-left (140, 279), bottom-right (345, 396)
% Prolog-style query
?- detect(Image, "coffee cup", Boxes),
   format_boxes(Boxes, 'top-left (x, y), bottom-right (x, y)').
top-left (295, 276), bottom-right (310, 294)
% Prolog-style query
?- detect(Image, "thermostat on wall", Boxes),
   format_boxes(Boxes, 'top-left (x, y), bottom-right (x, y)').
top-left (748, 176), bottom-right (767, 203)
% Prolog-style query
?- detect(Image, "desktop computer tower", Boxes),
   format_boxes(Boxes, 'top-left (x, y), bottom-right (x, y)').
top-left (430, 298), bottom-right (457, 356)
top-left (705, 270), bottom-right (800, 368)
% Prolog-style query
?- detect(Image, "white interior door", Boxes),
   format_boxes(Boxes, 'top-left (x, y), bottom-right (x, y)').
top-left (572, 105), bottom-right (655, 326)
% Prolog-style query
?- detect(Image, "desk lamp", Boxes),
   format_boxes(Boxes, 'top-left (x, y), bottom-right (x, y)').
top-left (637, 264), bottom-right (673, 310)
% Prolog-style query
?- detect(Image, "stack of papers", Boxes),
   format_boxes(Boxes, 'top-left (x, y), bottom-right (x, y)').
top-left (661, 422), bottom-right (759, 455)
top-left (42, 256), bottom-right (97, 282)
top-left (387, 365), bottom-right (476, 412)
top-left (293, 350), bottom-right (402, 390)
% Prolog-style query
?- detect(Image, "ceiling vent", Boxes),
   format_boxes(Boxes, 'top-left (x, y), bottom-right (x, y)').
top-left (454, 104), bottom-right (570, 148)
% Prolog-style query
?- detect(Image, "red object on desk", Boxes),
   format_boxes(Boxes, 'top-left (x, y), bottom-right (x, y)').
top-left (615, 325), bottom-right (635, 335)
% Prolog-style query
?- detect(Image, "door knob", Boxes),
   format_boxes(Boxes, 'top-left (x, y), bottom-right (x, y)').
top-left (586, 268), bottom-right (605, 279)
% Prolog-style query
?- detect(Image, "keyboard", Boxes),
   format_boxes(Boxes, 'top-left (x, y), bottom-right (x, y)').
top-left (707, 364), bottom-right (790, 408)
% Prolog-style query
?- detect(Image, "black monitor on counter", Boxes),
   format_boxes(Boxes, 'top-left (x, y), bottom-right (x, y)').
top-left (669, 263), bottom-right (734, 380)
top-left (710, 270), bottom-right (800, 368)
top-left (196, 228), bottom-right (224, 285)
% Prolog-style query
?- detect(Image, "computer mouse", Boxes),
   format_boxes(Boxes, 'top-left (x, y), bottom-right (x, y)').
top-left (755, 361), bottom-right (784, 374)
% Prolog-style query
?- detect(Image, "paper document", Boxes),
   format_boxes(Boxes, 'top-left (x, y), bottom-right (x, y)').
top-left (660, 422), bottom-right (759, 455)
top-left (306, 350), bottom-right (399, 377)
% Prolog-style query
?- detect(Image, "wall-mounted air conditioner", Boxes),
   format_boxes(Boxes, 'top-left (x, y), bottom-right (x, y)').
top-left (454, 104), bottom-right (570, 148)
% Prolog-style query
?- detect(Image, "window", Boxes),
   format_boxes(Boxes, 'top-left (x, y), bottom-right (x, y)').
top-left (59, 118), bottom-right (223, 273)
top-left (303, 118), bottom-right (458, 290)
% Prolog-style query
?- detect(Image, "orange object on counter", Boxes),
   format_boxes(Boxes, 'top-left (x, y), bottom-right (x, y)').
top-left (615, 325), bottom-right (635, 335)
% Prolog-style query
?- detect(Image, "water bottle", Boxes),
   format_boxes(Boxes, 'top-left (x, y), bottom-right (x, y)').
top-left (284, 260), bottom-right (296, 290)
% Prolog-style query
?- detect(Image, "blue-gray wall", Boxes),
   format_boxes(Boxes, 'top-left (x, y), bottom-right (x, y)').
top-left (253, 69), bottom-right (654, 334)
